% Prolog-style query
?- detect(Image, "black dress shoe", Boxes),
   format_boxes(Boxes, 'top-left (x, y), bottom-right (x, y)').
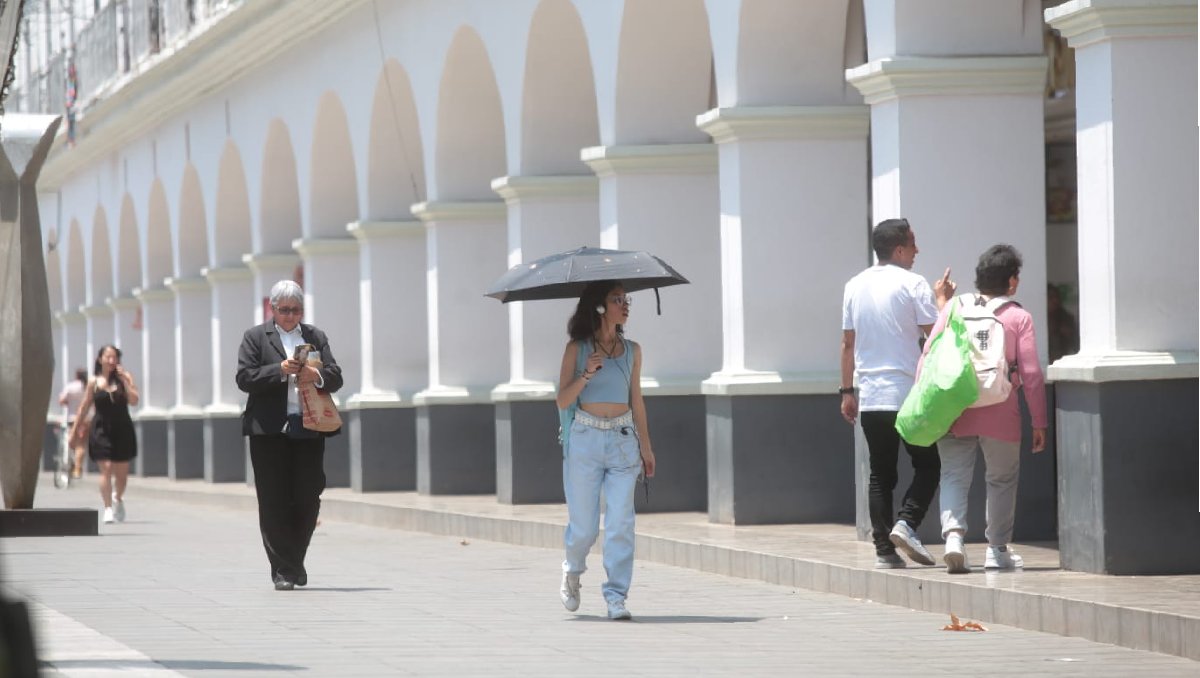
top-left (273, 576), bottom-right (295, 591)
top-left (296, 570), bottom-right (307, 587)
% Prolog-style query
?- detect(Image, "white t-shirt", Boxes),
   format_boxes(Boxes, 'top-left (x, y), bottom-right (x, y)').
top-left (842, 265), bottom-right (939, 411)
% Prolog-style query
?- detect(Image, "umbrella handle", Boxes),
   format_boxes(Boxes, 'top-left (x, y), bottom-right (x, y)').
top-left (655, 288), bottom-right (661, 316)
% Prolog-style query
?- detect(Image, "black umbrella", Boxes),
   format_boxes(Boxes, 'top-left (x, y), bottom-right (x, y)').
top-left (485, 246), bottom-right (689, 313)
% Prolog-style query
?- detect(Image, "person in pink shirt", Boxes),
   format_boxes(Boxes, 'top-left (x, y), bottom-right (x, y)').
top-left (921, 244), bottom-right (1047, 573)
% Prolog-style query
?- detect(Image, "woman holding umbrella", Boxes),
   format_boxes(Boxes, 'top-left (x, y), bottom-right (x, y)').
top-left (556, 280), bottom-right (656, 621)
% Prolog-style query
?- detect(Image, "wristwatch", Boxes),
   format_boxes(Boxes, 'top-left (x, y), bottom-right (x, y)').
top-left (838, 386), bottom-right (856, 396)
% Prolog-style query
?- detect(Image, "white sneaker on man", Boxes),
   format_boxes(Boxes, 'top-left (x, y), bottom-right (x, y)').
top-left (102, 507), bottom-right (115, 524)
top-left (559, 572), bottom-right (581, 612)
top-left (985, 545), bottom-right (1024, 570)
top-left (606, 599), bottom-right (632, 621)
top-left (112, 494), bottom-right (126, 522)
top-left (944, 532), bottom-right (969, 574)
top-left (889, 521), bottom-right (935, 566)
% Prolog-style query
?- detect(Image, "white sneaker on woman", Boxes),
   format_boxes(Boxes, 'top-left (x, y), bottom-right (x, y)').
top-left (112, 494), bottom-right (126, 522)
top-left (944, 532), bottom-right (969, 574)
top-left (102, 507), bottom-right (115, 524)
top-left (559, 572), bottom-right (580, 612)
top-left (985, 545), bottom-right (1024, 570)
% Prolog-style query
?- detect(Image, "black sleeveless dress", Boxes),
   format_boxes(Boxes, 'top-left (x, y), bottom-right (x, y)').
top-left (89, 388), bottom-right (138, 462)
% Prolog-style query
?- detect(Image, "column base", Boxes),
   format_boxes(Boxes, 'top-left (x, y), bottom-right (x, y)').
top-left (708, 394), bottom-right (852, 524)
top-left (495, 400), bottom-right (563, 505)
top-left (639, 394), bottom-right (706, 513)
top-left (1057, 377), bottom-right (1199, 575)
top-left (135, 414), bottom-right (169, 477)
top-left (416, 402), bottom-right (496, 495)
top-left (203, 408), bottom-right (245, 483)
top-left (346, 403), bottom-right (416, 492)
top-left (324, 430), bottom-right (350, 489)
top-left (168, 414), bottom-right (205, 480)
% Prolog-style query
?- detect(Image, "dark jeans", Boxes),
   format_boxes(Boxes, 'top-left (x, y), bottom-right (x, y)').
top-left (861, 410), bottom-right (940, 555)
top-left (249, 434), bottom-right (325, 583)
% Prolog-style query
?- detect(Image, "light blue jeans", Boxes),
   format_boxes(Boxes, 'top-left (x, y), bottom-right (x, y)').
top-left (562, 417), bottom-right (641, 604)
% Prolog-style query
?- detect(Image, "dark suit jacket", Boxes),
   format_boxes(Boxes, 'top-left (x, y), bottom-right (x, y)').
top-left (236, 321), bottom-right (344, 437)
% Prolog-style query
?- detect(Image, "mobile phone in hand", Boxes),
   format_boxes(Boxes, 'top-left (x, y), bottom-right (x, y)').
top-left (293, 343), bottom-right (315, 363)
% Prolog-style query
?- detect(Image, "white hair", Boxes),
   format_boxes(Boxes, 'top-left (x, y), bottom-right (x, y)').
top-left (269, 280), bottom-right (304, 308)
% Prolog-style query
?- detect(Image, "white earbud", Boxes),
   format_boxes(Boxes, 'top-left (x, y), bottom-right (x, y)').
top-left (595, 305), bottom-right (605, 315)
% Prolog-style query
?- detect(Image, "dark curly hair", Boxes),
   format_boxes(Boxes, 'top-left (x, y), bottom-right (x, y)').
top-left (567, 281), bottom-right (624, 341)
top-left (975, 244), bottom-right (1023, 296)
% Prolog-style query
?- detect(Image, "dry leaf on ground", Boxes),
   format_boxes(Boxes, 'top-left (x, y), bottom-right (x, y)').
top-left (942, 613), bottom-right (988, 632)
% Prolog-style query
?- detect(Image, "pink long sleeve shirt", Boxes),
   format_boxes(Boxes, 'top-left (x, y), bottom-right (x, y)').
top-left (922, 299), bottom-right (1048, 442)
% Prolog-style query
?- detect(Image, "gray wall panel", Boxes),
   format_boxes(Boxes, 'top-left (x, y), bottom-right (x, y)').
top-left (496, 401), bottom-right (564, 505)
top-left (348, 407), bottom-right (415, 492)
top-left (168, 419), bottom-right (204, 479)
top-left (203, 417), bottom-right (245, 483)
top-left (136, 419), bottom-right (168, 476)
top-left (417, 404), bottom-right (496, 495)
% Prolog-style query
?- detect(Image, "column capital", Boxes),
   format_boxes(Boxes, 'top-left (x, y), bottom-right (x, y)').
top-left (701, 370), bottom-right (841, 396)
top-left (54, 309), bottom-right (86, 325)
top-left (410, 201), bottom-right (506, 223)
top-left (106, 295), bottom-right (140, 311)
top-left (581, 144), bottom-right (717, 178)
top-left (132, 285), bottom-right (174, 303)
top-left (201, 264), bottom-right (254, 283)
top-left (164, 275), bottom-right (210, 294)
top-left (845, 56), bottom-right (1049, 105)
top-left (241, 251), bottom-right (301, 272)
top-left (490, 175), bottom-right (598, 204)
top-left (1045, 0), bottom-right (1197, 48)
top-left (696, 106), bottom-right (870, 144)
top-left (79, 303), bottom-right (114, 319)
top-left (291, 237), bottom-right (358, 257)
top-left (346, 220), bottom-right (424, 241)
top-left (1048, 350), bottom-right (1199, 383)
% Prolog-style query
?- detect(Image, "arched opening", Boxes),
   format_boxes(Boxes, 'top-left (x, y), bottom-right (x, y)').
top-left (309, 92), bottom-right (360, 237)
top-left (435, 27), bottom-right (507, 199)
top-left (178, 165), bottom-right (209, 277)
top-left (91, 206), bottom-right (114, 304)
top-left (146, 179), bottom-right (173, 287)
top-left (260, 119), bottom-right (303, 253)
top-left (367, 60), bottom-right (426, 218)
top-left (65, 219), bottom-right (86, 309)
top-left (117, 194), bottom-right (141, 296)
top-left (214, 141), bottom-right (253, 266)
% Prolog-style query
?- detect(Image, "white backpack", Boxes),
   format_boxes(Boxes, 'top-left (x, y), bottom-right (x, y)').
top-left (958, 294), bottom-right (1016, 408)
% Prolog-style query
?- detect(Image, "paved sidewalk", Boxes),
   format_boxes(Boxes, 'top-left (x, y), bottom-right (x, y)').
top-left (2, 476), bottom-right (1197, 676)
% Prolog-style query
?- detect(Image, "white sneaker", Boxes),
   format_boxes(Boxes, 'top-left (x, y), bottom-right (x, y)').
top-left (112, 495), bottom-right (126, 522)
top-left (874, 553), bottom-right (906, 569)
top-left (102, 507), bottom-right (115, 524)
top-left (559, 572), bottom-right (580, 612)
top-left (606, 599), bottom-right (632, 620)
top-left (889, 521), bottom-right (935, 566)
top-left (944, 532), bottom-right (969, 574)
top-left (985, 545), bottom-right (1024, 570)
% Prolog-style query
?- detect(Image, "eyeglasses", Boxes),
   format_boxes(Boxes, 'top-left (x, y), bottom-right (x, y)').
top-left (274, 306), bottom-right (303, 316)
top-left (609, 296), bottom-right (632, 307)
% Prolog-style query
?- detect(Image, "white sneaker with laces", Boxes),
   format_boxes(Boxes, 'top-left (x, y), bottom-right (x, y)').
top-left (112, 494), bottom-right (126, 522)
top-left (985, 545), bottom-right (1024, 570)
top-left (607, 599), bottom-right (632, 620)
top-left (102, 507), bottom-right (115, 524)
top-left (944, 532), bottom-right (969, 574)
top-left (874, 553), bottom-right (906, 569)
top-left (889, 521), bottom-right (935, 566)
top-left (559, 572), bottom-right (581, 612)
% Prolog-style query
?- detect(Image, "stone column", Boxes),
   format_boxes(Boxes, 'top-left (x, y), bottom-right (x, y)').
top-left (490, 176), bottom-right (599, 505)
top-left (697, 106), bottom-right (869, 524)
top-left (411, 201), bottom-right (508, 495)
top-left (200, 264), bottom-right (254, 482)
top-left (581, 144), bottom-right (720, 512)
top-left (845, 54), bottom-right (1051, 547)
top-left (1045, 0), bottom-right (1199, 575)
top-left (163, 276), bottom-right (210, 480)
top-left (344, 220), bottom-right (426, 492)
top-left (131, 285), bottom-right (175, 477)
top-left (80, 302), bottom-right (114, 364)
top-left (56, 310), bottom-right (87, 389)
top-left (293, 236), bottom-right (361, 489)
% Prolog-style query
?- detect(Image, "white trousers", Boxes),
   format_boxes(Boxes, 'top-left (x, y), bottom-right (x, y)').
top-left (937, 434), bottom-right (1021, 546)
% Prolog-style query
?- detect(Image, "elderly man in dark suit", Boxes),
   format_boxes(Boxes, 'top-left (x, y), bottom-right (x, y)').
top-left (236, 280), bottom-right (343, 591)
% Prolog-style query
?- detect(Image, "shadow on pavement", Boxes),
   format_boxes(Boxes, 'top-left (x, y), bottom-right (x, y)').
top-left (297, 587), bottom-right (392, 593)
top-left (568, 615), bottom-right (763, 624)
top-left (44, 659), bottom-right (306, 671)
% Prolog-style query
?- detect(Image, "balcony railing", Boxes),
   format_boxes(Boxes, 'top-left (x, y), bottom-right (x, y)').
top-left (76, 1), bottom-right (120, 103)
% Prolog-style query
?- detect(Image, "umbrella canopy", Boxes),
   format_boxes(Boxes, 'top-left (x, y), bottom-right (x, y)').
top-left (485, 247), bottom-right (689, 307)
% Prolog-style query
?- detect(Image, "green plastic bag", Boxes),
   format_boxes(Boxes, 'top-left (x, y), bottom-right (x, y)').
top-left (895, 304), bottom-right (979, 447)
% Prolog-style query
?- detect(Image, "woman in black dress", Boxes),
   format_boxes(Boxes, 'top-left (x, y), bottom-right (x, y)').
top-left (71, 345), bottom-right (139, 524)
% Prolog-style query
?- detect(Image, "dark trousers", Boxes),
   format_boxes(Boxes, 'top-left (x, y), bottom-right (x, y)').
top-left (861, 411), bottom-right (940, 555)
top-left (249, 434), bottom-right (325, 583)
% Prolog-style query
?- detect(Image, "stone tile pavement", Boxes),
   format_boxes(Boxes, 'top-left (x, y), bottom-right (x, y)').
top-left (2, 475), bottom-right (1197, 676)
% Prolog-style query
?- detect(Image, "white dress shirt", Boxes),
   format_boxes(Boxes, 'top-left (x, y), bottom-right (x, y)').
top-left (275, 323), bottom-right (324, 416)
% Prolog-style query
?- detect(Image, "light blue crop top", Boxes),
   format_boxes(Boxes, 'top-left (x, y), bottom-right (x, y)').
top-left (578, 338), bottom-right (634, 405)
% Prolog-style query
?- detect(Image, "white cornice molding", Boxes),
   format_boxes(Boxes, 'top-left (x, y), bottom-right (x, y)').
top-left (133, 406), bottom-right (172, 421)
top-left (701, 370), bottom-right (841, 396)
top-left (581, 144), bottom-right (717, 178)
top-left (344, 390), bottom-right (412, 409)
top-left (636, 377), bottom-right (705, 397)
top-left (1045, 0), bottom-right (1197, 49)
top-left (413, 385), bottom-right (498, 406)
top-left (490, 381), bottom-right (558, 403)
top-left (79, 303), bottom-right (114, 319)
top-left (410, 201), bottom-right (507, 223)
top-left (1047, 350), bottom-right (1199, 383)
top-left (201, 264), bottom-right (253, 283)
top-left (39, 0), bottom-right (373, 189)
top-left (202, 403), bottom-right (243, 417)
top-left (164, 275), bottom-right (211, 293)
top-left (292, 237), bottom-right (359, 257)
top-left (106, 295), bottom-right (140, 311)
top-left (241, 252), bottom-right (300, 273)
top-left (132, 285), bottom-right (174, 303)
top-left (54, 309), bottom-right (86, 325)
top-left (346, 220), bottom-right (424, 241)
top-left (697, 106), bottom-right (870, 144)
top-left (490, 176), bottom-right (599, 204)
top-left (845, 56), bottom-right (1049, 105)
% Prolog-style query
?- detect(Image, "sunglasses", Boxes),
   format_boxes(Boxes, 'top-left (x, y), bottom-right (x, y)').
top-left (274, 306), bottom-right (303, 316)
top-left (609, 296), bottom-right (632, 307)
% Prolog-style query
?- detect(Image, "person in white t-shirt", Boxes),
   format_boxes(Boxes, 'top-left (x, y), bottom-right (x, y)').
top-left (840, 218), bottom-right (954, 568)
top-left (57, 368), bottom-right (91, 478)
